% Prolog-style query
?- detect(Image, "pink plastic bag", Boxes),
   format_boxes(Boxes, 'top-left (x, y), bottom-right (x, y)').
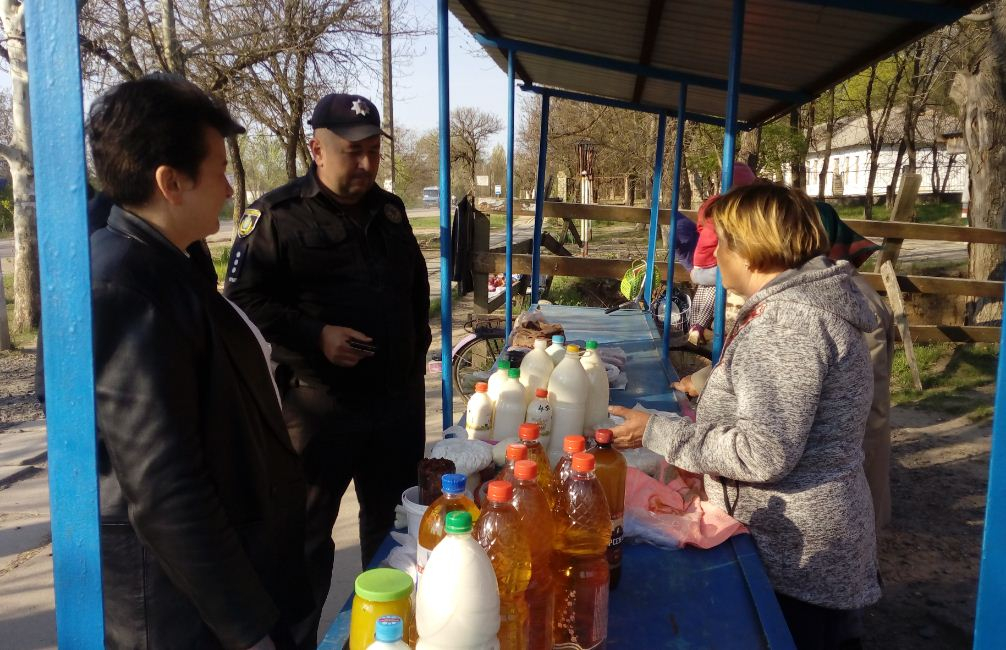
top-left (623, 466), bottom-right (746, 550)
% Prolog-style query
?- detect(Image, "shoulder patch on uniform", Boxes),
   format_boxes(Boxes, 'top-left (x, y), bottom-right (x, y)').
top-left (237, 209), bottom-right (261, 238)
top-left (384, 203), bottom-right (404, 224)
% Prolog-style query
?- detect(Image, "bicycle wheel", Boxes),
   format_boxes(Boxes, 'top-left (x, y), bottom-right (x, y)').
top-left (452, 329), bottom-right (507, 402)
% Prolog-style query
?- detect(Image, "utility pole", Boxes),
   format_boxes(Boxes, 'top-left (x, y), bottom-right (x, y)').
top-left (382, 0), bottom-right (395, 191)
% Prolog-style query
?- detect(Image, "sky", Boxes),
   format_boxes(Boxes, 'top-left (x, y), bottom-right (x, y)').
top-left (350, 1), bottom-right (514, 149)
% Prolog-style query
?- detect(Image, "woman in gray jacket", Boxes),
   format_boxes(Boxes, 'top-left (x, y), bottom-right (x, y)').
top-left (611, 183), bottom-right (881, 649)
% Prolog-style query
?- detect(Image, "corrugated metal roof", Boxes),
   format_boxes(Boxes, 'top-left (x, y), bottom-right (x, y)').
top-left (449, 0), bottom-right (983, 127)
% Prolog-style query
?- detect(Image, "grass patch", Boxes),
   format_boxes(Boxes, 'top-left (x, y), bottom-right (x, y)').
top-left (429, 297), bottom-right (441, 320)
top-left (834, 202), bottom-right (962, 225)
top-left (210, 244), bottom-right (231, 281)
top-left (891, 342), bottom-right (998, 420)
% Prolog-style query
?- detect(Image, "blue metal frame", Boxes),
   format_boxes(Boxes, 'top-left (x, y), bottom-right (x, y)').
top-left (643, 113), bottom-right (667, 306)
top-left (531, 93), bottom-right (550, 303)
top-left (712, 0), bottom-right (747, 365)
top-left (475, 33), bottom-right (809, 104)
top-left (504, 50), bottom-right (516, 341)
top-left (437, 0), bottom-right (453, 429)
top-left (975, 304), bottom-right (1006, 647)
top-left (661, 84), bottom-right (689, 361)
top-left (521, 83), bottom-right (735, 129)
top-left (24, 0), bottom-right (105, 646)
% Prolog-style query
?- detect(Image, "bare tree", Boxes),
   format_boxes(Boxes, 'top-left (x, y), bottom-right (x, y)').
top-left (855, 60), bottom-right (908, 218)
top-left (952, 4), bottom-right (1006, 325)
top-left (0, 0), bottom-right (39, 335)
top-left (451, 106), bottom-right (503, 192)
top-left (816, 88), bottom-right (838, 199)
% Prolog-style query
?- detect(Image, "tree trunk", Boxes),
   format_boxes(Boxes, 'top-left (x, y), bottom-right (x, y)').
top-left (887, 139), bottom-right (907, 206)
top-left (1, 2), bottom-right (40, 334)
top-left (818, 90), bottom-right (836, 199)
top-left (738, 127), bottom-right (760, 172)
top-left (679, 154), bottom-right (693, 209)
top-left (952, 4), bottom-right (1006, 326)
top-left (227, 134), bottom-right (246, 224)
top-left (381, 0), bottom-right (394, 191)
top-left (160, 0), bottom-right (183, 75)
top-left (864, 149), bottom-right (881, 220)
top-left (285, 52), bottom-right (307, 180)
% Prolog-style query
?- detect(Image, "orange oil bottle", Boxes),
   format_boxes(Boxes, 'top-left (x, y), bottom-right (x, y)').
top-left (511, 460), bottom-right (555, 650)
top-left (518, 422), bottom-right (557, 508)
top-left (588, 428), bottom-right (626, 589)
top-left (416, 473), bottom-right (479, 577)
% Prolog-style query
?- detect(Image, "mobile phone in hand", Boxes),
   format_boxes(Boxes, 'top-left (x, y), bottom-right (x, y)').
top-left (348, 339), bottom-right (379, 354)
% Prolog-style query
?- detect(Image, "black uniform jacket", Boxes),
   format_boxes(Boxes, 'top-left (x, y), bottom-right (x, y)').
top-left (92, 207), bottom-right (312, 648)
top-left (224, 169), bottom-right (431, 397)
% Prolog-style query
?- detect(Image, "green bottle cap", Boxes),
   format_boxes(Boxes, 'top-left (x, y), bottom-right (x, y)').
top-left (445, 510), bottom-right (473, 534)
top-left (586, 340), bottom-right (598, 350)
top-left (508, 368), bottom-right (520, 379)
top-left (498, 359), bottom-right (511, 370)
top-left (354, 567), bottom-right (413, 603)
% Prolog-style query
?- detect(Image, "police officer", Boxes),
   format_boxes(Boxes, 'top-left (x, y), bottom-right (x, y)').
top-left (224, 93), bottom-right (431, 644)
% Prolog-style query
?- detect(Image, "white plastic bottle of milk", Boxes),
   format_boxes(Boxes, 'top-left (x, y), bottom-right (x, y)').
top-left (545, 335), bottom-right (566, 365)
top-left (546, 345), bottom-right (589, 456)
top-left (525, 388), bottom-right (553, 448)
top-left (366, 615), bottom-right (411, 649)
top-left (465, 382), bottom-right (494, 441)
top-left (416, 511), bottom-right (500, 650)
top-left (487, 359), bottom-right (512, 404)
top-left (492, 369), bottom-right (526, 441)
top-left (519, 338), bottom-right (553, 403)
top-left (581, 340), bottom-right (610, 429)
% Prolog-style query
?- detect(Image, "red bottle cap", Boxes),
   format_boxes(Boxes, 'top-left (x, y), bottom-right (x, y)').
top-left (518, 422), bottom-right (540, 441)
top-left (595, 429), bottom-right (613, 444)
top-left (563, 435), bottom-right (586, 454)
top-left (571, 452), bottom-right (595, 473)
top-left (535, 388), bottom-right (548, 399)
top-left (487, 480), bottom-right (514, 503)
top-left (506, 443), bottom-right (529, 462)
top-left (475, 382), bottom-right (488, 393)
top-left (514, 459), bottom-right (538, 480)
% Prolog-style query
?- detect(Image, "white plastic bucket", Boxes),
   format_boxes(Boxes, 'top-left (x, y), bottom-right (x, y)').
top-left (401, 486), bottom-right (428, 538)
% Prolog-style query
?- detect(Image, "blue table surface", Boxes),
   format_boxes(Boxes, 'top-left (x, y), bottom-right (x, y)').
top-left (321, 305), bottom-right (794, 648)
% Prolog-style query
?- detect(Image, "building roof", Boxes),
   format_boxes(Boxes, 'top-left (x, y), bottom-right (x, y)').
top-left (450, 0), bottom-right (984, 127)
top-left (810, 107), bottom-right (962, 152)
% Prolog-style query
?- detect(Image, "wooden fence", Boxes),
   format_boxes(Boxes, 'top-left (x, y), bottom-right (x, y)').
top-left (469, 200), bottom-right (1005, 344)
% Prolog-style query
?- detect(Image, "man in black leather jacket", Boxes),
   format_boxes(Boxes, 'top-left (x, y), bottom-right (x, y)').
top-left (84, 74), bottom-right (311, 649)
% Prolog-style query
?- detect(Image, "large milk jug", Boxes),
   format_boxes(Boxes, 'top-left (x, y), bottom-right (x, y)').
top-left (580, 340), bottom-right (610, 430)
top-left (519, 338), bottom-right (553, 403)
top-left (416, 511), bottom-right (501, 650)
top-left (465, 382), bottom-right (494, 441)
top-left (546, 345), bottom-right (589, 457)
top-left (492, 369), bottom-right (526, 441)
top-left (487, 359), bottom-right (511, 404)
top-left (545, 335), bottom-right (566, 365)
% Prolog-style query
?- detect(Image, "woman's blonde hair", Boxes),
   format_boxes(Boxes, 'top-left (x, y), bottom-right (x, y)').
top-left (706, 182), bottom-right (828, 272)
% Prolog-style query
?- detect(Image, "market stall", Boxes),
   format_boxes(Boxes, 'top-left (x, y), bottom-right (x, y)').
top-left (24, 0), bottom-right (1005, 648)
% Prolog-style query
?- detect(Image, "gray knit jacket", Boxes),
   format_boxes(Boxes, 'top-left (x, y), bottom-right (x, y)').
top-left (644, 257), bottom-right (882, 609)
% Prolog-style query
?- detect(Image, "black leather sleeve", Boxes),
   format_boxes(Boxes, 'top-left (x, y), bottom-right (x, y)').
top-left (92, 282), bottom-right (278, 648)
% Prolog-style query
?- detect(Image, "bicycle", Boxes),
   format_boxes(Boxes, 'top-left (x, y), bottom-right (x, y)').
top-left (451, 313), bottom-right (508, 402)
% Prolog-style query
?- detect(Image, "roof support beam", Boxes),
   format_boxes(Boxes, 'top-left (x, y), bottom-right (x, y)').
top-left (458, 0), bottom-right (533, 84)
top-left (476, 32), bottom-right (810, 104)
top-left (520, 83), bottom-right (737, 129)
top-left (632, 0), bottom-right (667, 103)
top-left (781, 0), bottom-right (970, 24)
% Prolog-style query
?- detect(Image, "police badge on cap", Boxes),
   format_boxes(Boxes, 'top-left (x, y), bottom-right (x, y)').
top-left (308, 94), bottom-right (392, 142)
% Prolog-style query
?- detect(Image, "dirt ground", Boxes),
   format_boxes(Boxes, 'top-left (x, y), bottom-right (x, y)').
top-left (0, 344), bottom-right (992, 647)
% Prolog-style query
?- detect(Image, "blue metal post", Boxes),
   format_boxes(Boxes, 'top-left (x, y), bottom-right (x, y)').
top-left (713, 0), bottom-right (746, 364)
top-left (437, 0), bottom-right (453, 428)
top-left (24, 0), bottom-right (105, 645)
top-left (531, 93), bottom-right (551, 303)
top-left (975, 313), bottom-right (1006, 647)
top-left (643, 113), bottom-right (667, 306)
top-left (662, 85), bottom-right (688, 361)
top-left (505, 50), bottom-right (516, 339)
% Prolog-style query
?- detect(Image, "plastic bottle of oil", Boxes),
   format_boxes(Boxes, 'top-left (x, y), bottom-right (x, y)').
top-left (553, 435), bottom-right (587, 490)
top-left (511, 460), bottom-right (555, 650)
top-left (518, 423), bottom-right (557, 508)
top-left (416, 473), bottom-right (480, 578)
top-left (477, 443), bottom-right (529, 508)
top-left (473, 480), bottom-right (532, 650)
top-left (552, 453), bottom-right (610, 649)
top-left (588, 428), bottom-right (627, 589)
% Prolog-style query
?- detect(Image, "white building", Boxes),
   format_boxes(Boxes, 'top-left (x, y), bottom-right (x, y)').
top-left (784, 108), bottom-right (967, 200)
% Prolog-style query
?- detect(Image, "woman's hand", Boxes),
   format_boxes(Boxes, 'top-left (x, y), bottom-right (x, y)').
top-left (608, 405), bottom-right (651, 450)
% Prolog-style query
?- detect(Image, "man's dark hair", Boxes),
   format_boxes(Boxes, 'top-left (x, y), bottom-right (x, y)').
top-left (87, 73), bottom-right (244, 206)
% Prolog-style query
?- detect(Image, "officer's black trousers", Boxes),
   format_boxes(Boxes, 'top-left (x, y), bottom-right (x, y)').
top-left (282, 376), bottom-right (425, 646)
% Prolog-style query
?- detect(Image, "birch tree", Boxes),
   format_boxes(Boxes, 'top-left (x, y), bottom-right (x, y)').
top-left (0, 0), bottom-right (39, 334)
